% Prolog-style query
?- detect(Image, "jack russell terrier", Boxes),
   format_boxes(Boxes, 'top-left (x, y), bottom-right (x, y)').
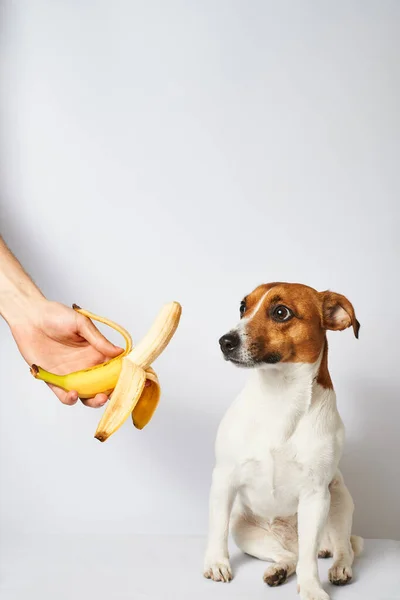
top-left (204, 282), bottom-right (363, 600)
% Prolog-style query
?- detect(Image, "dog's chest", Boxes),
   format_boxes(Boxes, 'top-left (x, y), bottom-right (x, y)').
top-left (235, 426), bottom-right (307, 517)
top-left (219, 379), bottom-right (320, 518)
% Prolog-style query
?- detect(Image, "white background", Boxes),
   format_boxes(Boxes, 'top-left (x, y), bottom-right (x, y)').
top-left (0, 0), bottom-right (399, 542)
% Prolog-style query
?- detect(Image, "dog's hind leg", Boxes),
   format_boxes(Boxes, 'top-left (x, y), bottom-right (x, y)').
top-left (231, 512), bottom-right (297, 587)
top-left (325, 472), bottom-right (363, 586)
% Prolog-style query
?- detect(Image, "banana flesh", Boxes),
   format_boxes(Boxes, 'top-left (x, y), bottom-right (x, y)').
top-left (30, 302), bottom-right (182, 441)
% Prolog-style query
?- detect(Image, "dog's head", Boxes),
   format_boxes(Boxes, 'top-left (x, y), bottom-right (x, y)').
top-left (219, 282), bottom-right (360, 369)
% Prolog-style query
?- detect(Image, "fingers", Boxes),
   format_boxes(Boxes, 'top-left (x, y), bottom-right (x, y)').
top-left (77, 314), bottom-right (123, 358)
top-left (80, 393), bottom-right (109, 409)
top-left (47, 383), bottom-right (109, 408)
top-left (47, 383), bottom-right (79, 406)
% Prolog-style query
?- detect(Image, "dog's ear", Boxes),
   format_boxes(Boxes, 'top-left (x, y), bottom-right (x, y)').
top-left (320, 291), bottom-right (360, 338)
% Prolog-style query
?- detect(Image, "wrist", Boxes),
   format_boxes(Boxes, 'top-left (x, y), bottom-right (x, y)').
top-left (0, 279), bottom-right (47, 328)
top-left (0, 236), bottom-right (48, 328)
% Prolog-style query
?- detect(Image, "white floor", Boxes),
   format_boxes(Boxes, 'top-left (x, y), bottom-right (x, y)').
top-left (0, 535), bottom-right (399, 600)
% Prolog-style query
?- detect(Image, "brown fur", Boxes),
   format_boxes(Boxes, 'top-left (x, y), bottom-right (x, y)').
top-left (316, 340), bottom-right (333, 389)
top-left (241, 283), bottom-right (359, 389)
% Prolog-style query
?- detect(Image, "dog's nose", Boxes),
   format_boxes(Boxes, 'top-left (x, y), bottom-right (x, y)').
top-left (219, 332), bottom-right (240, 355)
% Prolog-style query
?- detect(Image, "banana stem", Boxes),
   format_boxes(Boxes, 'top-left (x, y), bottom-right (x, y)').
top-left (30, 364), bottom-right (68, 390)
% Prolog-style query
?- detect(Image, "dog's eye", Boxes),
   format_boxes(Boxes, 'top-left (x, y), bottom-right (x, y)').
top-left (240, 301), bottom-right (246, 317)
top-left (271, 305), bottom-right (293, 322)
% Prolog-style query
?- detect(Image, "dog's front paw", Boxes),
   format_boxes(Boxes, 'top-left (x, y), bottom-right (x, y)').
top-left (203, 557), bottom-right (233, 582)
top-left (329, 563), bottom-right (352, 586)
top-left (298, 581), bottom-right (330, 600)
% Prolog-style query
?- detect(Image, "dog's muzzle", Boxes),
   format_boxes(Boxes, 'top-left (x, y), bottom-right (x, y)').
top-left (219, 329), bottom-right (281, 367)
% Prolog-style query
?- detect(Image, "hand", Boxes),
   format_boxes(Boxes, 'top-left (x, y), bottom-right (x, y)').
top-left (10, 299), bottom-right (123, 408)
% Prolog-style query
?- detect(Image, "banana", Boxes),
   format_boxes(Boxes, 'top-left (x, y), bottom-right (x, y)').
top-left (30, 301), bottom-right (182, 441)
top-left (30, 305), bottom-right (132, 398)
top-left (94, 301), bottom-right (181, 441)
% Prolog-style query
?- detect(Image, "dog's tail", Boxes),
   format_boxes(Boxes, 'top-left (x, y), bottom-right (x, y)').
top-left (351, 535), bottom-right (364, 556)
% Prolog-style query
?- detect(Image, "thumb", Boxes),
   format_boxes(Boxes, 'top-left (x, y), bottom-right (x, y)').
top-left (77, 314), bottom-right (124, 357)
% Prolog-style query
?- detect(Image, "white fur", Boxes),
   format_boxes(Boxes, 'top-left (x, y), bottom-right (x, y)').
top-left (204, 351), bottom-right (361, 599)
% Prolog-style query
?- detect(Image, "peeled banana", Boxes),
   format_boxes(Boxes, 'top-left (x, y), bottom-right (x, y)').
top-left (30, 301), bottom-right (182, 441)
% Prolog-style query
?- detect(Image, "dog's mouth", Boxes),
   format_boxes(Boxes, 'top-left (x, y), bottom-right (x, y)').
top-left (224, 356), bottom-right (256, 369)
top-left (225, 354), bottom-right (282, 368)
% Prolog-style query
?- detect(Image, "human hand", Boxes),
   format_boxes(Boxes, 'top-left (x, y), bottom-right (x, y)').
top-left (10, 299), bottom-right (123, 407)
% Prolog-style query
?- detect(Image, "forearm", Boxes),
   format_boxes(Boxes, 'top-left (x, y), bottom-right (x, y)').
top-left (0, 236), bottom-right (45, 326)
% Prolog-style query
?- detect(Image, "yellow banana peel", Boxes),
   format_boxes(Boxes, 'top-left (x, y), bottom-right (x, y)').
top-left (132, 367), bottom-right (161, 430)
top-left (94, 358), bottom-right (147, 442)
top-left (30, 301), bottom-right (181, 441)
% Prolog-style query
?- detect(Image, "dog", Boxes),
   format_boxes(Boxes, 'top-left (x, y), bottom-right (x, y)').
top-left (203, 282), bottom-right (363, 600)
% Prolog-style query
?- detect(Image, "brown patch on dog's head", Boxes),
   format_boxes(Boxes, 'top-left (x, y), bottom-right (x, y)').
top-left (220, 282), bottom-right (360, 388)
top-left (242, 283), bottom-right (326, 365)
